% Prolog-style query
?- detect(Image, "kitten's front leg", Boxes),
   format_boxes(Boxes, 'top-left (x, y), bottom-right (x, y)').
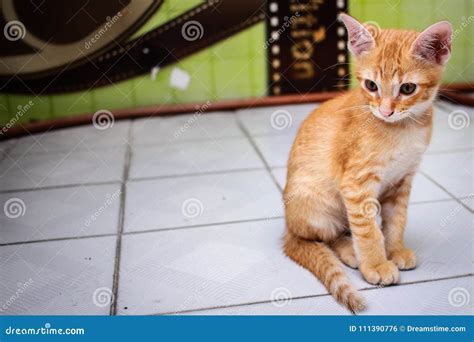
top-left (341, 179), bottom-right (399, 286)
top-left (381, 174), bottom-right (416, 270)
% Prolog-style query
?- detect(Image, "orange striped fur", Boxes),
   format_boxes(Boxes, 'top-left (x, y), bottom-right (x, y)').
top-left (283, 15), bottom-right (452, 312)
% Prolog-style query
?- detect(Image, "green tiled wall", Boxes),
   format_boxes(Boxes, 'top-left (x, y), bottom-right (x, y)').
top-left (0, 0), bottom-right (472, 124)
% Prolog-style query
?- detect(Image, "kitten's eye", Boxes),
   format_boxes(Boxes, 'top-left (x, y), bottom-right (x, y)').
top-left (400, 83), bottom-right (417, 95)
top-left (364, 80), bottom-right (378, 92)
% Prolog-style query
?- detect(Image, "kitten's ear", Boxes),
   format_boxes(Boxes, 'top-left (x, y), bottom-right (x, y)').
top-left (411, 21), bottom-right (452, 65)
top-left (339, 13), bottom-right (375, 57)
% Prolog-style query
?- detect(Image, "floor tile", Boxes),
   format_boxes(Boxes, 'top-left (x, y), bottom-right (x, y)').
top-left (428, 104), bottom-right (473, 153)
top-left (0, 184), bottom-right (121, 244)
top-left (271, 168), bottom-right (450, 204)
top-left (185, 295), bottom-right (349, 315)
top-left (0, 148), bottom-right (126, 191)
top-left (360, 276), bottom-right (473, 315)
top-left (253, 135), bottom-right (294, 168)
top-left (0, 139), bottom-right (15, 154)
top-left (0, 101), bottom-right (470, 317)
top-left (392, 200), bottom-right (472, 283)
top-left (117, 219), bottom-right (328, 315)
top-left (271, 168), bottom-right (286, 189)
top-left (237, 103), bottom-right (317, 136)
top-left (409, 173), bottom-right (453, 203)
top-left (0, 236), bottom-right (116, 315)
top-left (124, 170), bottom-right (283, 232)
top-left (8, 121), bottom-right (131, 155)
top-left (0, 150), bottom-right (6, 163)
top-left (129, 138), bottom-right (264, 179)
top-left (460, 197), bottom-right (473, 211)
top-left (420, 150), bottom-right (473, 199)
top-left (188, 276), bottom-right (473, 315)
top-left (132, 112), bottom-right (243, 146)
top-left (119, 199), bottom-right (471, 315)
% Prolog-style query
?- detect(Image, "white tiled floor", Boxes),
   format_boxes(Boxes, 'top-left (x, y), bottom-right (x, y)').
top-left (129, 137), bottom-right (264, 179)
top-left (0, 147), bottom-right (126, 191)
top-left (0, 101), bottom-right (472, 316)
top-left (0, 184), bottom-right (121, 244)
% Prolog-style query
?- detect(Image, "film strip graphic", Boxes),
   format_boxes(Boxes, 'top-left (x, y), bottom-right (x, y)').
top-left (266, 0), bottom-right (348, 95)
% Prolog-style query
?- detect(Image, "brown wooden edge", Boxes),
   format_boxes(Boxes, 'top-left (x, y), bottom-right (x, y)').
top-left (1, 82), bottom-right (473, 140)
top-left (438, 90), bottom-right (474, 107)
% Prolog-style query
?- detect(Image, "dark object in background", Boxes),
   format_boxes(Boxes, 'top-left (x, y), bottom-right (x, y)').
top-left (266, 0), bottom-right (348, 95)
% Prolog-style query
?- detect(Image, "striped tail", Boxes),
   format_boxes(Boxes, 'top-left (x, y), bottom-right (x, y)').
top-left (284, 231), bottom-right (366, 312)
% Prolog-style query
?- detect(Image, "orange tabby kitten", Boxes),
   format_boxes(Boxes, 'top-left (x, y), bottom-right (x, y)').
top-left (284, 14), bottom-right (452, 311)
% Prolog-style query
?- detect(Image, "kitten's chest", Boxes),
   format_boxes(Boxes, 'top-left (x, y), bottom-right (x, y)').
top-left (379, 128), bottom-right (429, 191)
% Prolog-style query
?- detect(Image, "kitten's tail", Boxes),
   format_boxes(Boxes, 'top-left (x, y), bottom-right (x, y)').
top-left (283, 231), bottom-right (366, 312)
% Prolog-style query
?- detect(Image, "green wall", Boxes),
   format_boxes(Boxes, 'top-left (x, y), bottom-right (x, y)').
top-left (0, 0), bottom-right (472, 125)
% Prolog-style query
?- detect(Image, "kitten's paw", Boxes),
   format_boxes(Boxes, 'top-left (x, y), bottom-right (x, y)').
top-left (340, 252), bottom-right (359, 269)
top-left (332, 236), bottom-right (358, 269)
top-left (360, 260), bottom-right (399, 285)
top-left (389, 248), bottom-right (416, 270)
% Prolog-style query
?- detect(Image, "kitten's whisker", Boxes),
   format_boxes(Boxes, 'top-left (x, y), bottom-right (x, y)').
top-left (406, 112), bottom-right (423, 125)
top-left (323, 62), bottom-right (354, 71)
top-left (334, 104), bottom-right (371, 114)
top-left (399, 110), bottom-right (423, 125)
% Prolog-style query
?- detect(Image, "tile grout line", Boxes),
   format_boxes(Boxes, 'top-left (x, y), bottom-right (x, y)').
top-left (0, 217), bottom-right (285, 247)
top-left (0, 232), bottom-right (118, 247)
top-left (5, 144), bottom-right (128, 158)
top-left (1, 147), bottom-right (470, 195)
top-left (0, 168), bottom-right (269, 194)
top-left (425, 147), bottom-right (473, 155)
top-left (153, 273), bottom-right (474, 316)
top-left (4, 134), bottom-right (250, 158)
top-left (123, 216), bottom-right (284, 236)
top-left (110, 125), bottom-right (133, 315)
top-left (235, 118), bottom-right (284, 193)
top-left (0, 180), bottom-right (122, 194)
top-left (128, 167), bottom-right (267, 183)
top-left (0, 196), bottom-right (470, 247)
top-left (420, 171), bottom-right (473, 213)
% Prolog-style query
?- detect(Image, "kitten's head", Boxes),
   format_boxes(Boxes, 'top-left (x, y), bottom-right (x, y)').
top-left (340, 14), bottom-right (452, 123)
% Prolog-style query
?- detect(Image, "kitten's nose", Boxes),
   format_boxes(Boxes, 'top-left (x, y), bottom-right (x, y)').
top-left (379, 108), bottom-right (394, 117)
top-left (379, 99), bottom-right (394, 117)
